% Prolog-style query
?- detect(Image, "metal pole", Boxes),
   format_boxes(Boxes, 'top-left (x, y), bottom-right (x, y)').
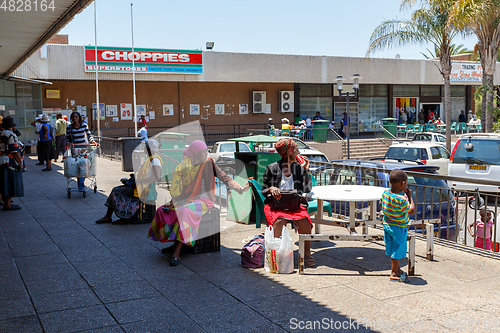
top-left (346, 92), bottom-right (350, 159)
top-left (94, 0), bottom-right (101, 141)
top-left (131, 3), bottom-right (138, 137)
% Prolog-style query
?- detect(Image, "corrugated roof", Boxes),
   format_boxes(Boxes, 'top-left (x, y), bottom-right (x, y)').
top-left (0, 0), bottom-right (93, 78)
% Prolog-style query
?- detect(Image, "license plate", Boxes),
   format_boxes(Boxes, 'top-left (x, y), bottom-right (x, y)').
top-left (469, 165), bottom-right (486, 171)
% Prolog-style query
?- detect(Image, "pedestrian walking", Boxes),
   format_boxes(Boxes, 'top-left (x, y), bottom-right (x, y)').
top-left (54, 112), bottom-right (67, 162)
top-left (38, 114), bottom-right (55, 171)
top-left (380, 169), bottom-right (415, 283)
top-left (342, 112), bottom-right (350, 137)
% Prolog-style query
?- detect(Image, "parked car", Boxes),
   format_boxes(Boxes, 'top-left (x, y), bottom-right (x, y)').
top-left (208, 141), bottom-right (251, 162)
top-left (410, 132), bottom-right (455, 148)
top-left (448, 133), bottom-right (500, 193)
top-left (313, 160), bottom-right (456, 239)
top-left (255, 137), bottom-right (316, 153)
top-left (383, 142), bottom-right (450, 175)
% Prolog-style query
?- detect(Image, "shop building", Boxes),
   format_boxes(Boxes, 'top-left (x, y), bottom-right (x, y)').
top-left (9, 42), bottom-right (490, 140)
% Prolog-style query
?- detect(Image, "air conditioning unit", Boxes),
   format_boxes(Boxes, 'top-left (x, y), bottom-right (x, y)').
top-left (252, 91), bottom-right (266, 113)
top-left (279, 91), bottom-right (294, 113)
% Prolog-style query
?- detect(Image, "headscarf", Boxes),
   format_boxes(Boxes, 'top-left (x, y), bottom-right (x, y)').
top-left (183, 140), bottom-right (207, 158)
top-left (275, 138), bottom-right (297, 157)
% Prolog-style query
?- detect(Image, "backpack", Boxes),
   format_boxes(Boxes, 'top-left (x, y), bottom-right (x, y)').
top-left (241, 234), bottom-right (265, 268)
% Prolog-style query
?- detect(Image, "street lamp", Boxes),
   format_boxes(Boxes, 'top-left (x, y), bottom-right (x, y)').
top-left (337, 74), bottom-right (361, 159)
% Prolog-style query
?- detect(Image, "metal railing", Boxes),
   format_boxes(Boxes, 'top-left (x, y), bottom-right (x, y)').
top-left (310, 160), bottom-right (500, 257)
top-left (96, 136), bottom-right (122, 161)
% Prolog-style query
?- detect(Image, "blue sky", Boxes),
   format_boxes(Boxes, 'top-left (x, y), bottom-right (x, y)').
top-left (60, 0), bottom-right (478, 59)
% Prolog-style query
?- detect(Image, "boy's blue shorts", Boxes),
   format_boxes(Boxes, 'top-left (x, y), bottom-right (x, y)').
top-left (383, 224), bottom-right (407, 259)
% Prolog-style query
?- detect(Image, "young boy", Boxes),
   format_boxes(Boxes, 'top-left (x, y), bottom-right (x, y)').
top-left (381, 169), bottom-right (415, 283)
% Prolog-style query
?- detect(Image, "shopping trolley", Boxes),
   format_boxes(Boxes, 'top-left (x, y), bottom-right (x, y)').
top-left (63, 143), bottom-right (98, 198)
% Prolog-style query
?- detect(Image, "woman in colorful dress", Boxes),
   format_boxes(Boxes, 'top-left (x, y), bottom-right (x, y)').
top-left (0, 116), bottom-right (25, 210)
top-left (262, 138), bottom-right (316, 266)
top-left (148, 140), bottom-right (249, 266)
top-left (95, 139), bottom-right (162, 224)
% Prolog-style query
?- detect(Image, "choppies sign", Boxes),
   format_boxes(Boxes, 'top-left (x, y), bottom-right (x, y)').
top-left (450, 62), bottom-right (482, 82)
top-left (84, 46), bottom-right (203, 74)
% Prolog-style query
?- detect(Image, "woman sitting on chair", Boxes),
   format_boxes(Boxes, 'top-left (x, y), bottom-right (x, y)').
top-left (95, 139), bottom-right (162, 225)
top-left (148, 140), bottom-right (249, 266)
top-left (262, 138), bottom-right (316, 267)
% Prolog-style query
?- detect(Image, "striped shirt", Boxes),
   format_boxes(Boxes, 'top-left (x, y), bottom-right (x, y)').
top-left (381, 189), bottom-right (411, 227)
top-left (66, 124), bottom-right (94, 145)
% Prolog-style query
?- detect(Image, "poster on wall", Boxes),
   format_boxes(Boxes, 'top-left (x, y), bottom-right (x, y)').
top-left (76, 105), bottom-right (87, 118)
top-left (121, 103), bottom-right (133, 120)
top-left (266, 104), bottom-right (271, 114)
top-left (190, 104), bottom-right (200, 115)
top-left (215, 104), bottom-right (225, 115)
top-left (106, 105), bottom-right (117, 117)
top-left (113, 117), bottom-right (119, 122)
top-left (137, 105), bottom-right (146, 116)
top-left (163, 104), bottom-right (174, 116)
top-left (239, 104), bottom-right (248, 115)
top-left (92, 103), bottom-right (105, 120)
top-left (149, 111), bottom-right (155, 120)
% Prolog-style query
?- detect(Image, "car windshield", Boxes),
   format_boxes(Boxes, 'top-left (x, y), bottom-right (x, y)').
top-left (219, 142), bottom-right (250, 153)
top-left (305, 154), bottom-right (328, 163)
top-left (413, 134), bottom-right (432, 141)
top-left (385, 147), bottom-right (429, 161)
top-left (452, 139), bottom-right (500, 165)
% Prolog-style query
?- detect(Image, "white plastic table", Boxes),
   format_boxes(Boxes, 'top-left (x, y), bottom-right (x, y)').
top-left (309, 185), bottom-right (386, 233)
top-left (299, 185), bottom-right (415, 275)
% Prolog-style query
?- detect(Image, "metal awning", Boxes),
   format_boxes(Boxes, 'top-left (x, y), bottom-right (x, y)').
top-left (5, 75), bottom-right (53, 85)
top-left (0, 0), bottom-right (94, 79)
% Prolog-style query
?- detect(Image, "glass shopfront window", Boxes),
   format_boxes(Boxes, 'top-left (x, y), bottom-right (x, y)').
top-left (334, 102), bottom-right (359, 134)
top-left (0, 80), bottom-right (43, 142)
top-left (358, 97), bottom-right (388, 132)
top-left (394, 97), bottom-right (419, 124)
top-left (299, 84), bottom-right (333, 120)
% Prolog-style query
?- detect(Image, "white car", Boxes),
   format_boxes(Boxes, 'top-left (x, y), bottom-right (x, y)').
top-left (410, 132), bottom-right (455, 148)
top-left (208, 141), bottom-right (251, 162)
top-left (383, 142), bottom-right (450, 175)
top-left (448, 133), bottom-right (500, 193)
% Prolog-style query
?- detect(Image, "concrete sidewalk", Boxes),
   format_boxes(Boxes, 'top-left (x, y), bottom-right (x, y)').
top-left (1, 155), bottom-right (500, 332)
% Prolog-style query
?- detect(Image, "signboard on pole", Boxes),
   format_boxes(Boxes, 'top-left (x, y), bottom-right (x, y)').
top-left (84, 46), bottom-right (203, 74)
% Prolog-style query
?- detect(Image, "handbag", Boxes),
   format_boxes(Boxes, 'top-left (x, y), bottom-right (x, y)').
top-left (270, 189), bottom-right (302, 211)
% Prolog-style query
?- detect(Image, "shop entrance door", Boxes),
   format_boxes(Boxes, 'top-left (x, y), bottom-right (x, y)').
top-left (420, 103), bottom-right (442, 123)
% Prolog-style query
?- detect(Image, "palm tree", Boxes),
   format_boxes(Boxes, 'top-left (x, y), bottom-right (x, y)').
top-left (450, 0), bottom-right (500, 132)
top-left (421, 43), bottom-right (471, 58)
top-left (367, 0), bottom-right (460, 151)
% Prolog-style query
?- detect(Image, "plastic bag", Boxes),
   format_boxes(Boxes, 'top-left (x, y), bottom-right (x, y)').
top-left (264, 225), bottom-right (294, 274)
top-left (64, 157), bottom-right (79, 177)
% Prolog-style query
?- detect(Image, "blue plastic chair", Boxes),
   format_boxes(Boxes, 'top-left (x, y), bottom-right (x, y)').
top-left (450, 122), bottom-right (458, 134)
top-left (248, 179), bottom-right (267, 229)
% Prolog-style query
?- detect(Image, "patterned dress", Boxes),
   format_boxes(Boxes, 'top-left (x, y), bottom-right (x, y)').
top-left (0, 129), bottom-right (25, 197)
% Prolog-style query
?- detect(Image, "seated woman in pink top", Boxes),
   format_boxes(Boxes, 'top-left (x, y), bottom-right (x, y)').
top-left (467, 210), bottom-right (494, 250)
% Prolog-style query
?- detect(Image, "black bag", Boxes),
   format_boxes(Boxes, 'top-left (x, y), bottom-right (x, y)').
top-left (271, 189), bottom-right (302, 211)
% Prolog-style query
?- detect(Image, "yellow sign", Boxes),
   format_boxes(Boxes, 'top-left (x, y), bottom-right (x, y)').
top-left (46, 89), bottom-right (60, 99)
top-left (469, 165), bottom-right (486, 171)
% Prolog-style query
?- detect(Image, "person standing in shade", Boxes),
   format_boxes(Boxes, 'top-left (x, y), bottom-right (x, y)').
top-left (38, 114), bottom-right (54, 171)
top-left (418, 109), bottom-right (425, 124)
top-left (0, 116), bottom-right (25, 210)
top-left (31, 115), bottom-right (44, 165)
top-left (54, 112), bottom-right (67, 162)
top-left (267, 117), bottom-right (275, 133)
top-left (468, 110), bottom-right (473, 122)
top-left (342, 111), bottom-right (350, 137)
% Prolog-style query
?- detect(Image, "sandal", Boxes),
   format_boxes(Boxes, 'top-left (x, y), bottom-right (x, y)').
top-left (3, 204), bottom-right (21, 211)
top-left (41, 167), bottom-right (52, 171)
top-left (390, 273), bottom-right (410, 283)
top-left (170, 257), bottom-right (180, 266)
top-left (305, 255), bottom-right (317, 267)
top-left (95, 218), bottom-right (112, 224)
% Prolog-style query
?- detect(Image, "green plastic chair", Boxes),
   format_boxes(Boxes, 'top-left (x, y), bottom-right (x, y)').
top-left (308, 174), bottom-right (332, 217)
top-left (397, 125), bottom-right (406, 138)
top-left (281, 129), bottom-right (291, 136)
top-left (477, 123), bottom-right (482, 132)
top-left (405, 125), bottom-right (415, 138)
top-left (450, 122), bottom-right (458, 134)
top-left (461, 123), bottom-right (470, 133)
top-left (248, 179), bottom-right (267, 229)
top-left (426, 124), bottom-right (437, 132)
top-left (294, 129), bottom-right (305, 139)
